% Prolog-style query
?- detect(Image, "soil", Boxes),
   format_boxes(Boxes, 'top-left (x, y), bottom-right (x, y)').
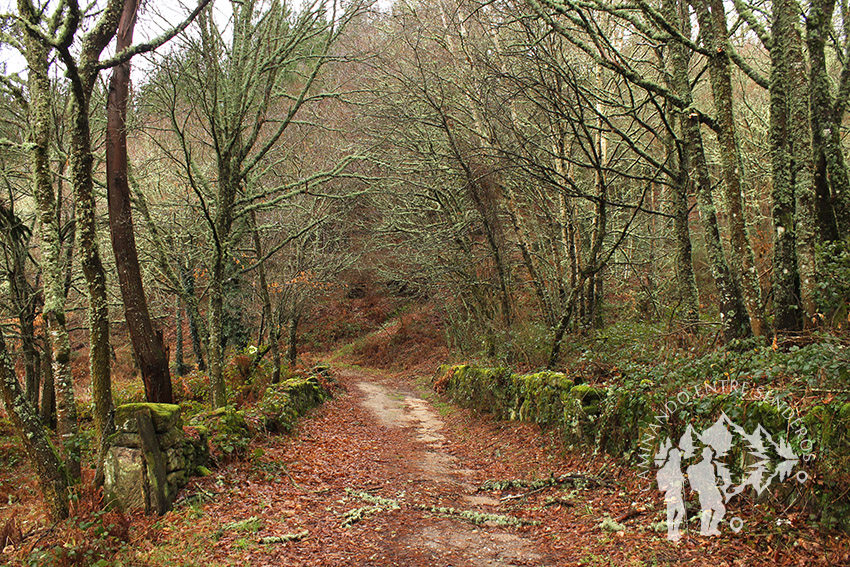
top-left (123, 366), bottom-right (849, 566)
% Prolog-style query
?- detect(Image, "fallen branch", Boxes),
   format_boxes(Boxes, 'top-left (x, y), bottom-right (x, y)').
top-left (341, 489), bottom-right (401, 527)
top-left (259, 529), bottom-right (309, 544)
top-left (415, 504), bottom-right (539, 527)
top-left (479, 473), bottom-right (600, 494)
top-left (500, 485), bottom-right (550, 502)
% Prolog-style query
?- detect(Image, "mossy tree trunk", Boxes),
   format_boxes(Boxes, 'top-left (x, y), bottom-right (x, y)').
top-left (51, 0), bottom-right (128, 478)
top-left (286, 309), bottom-right (300, 367)
top-left (667, 0), bottom-right (750, 341)
top-left (66, 65), bottom-right (117, 480)
top-left (807, 0), bottom-right (850, 239)
top-left (694, 0), bottom-right (768, 338)
top-left (250, 210), bottom-right (280, 380)
top-left (40, 340), bottom-right (56, 428)
top-left (769, 3), bottom-right (801, 333)
top-left (763, 0), bottom-right (819, 331)
top-left (175, 298), bottom-right (189, 376)
top-left (182, 266), bottom-right (207, 372)
top-left (17, 6), bottom-right (81, 479)
top-left (0, 330), bottom-right (69, 521)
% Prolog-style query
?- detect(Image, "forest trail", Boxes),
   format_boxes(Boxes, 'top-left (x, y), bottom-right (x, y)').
top-left (145, 366), bottom-right (841, 566)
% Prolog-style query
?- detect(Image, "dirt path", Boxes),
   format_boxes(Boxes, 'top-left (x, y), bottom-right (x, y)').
top-left (139, 367), bottom-right (847, 567)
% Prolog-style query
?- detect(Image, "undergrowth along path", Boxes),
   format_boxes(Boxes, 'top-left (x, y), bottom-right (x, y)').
top-left (139, 366), bottom-right (848, 566)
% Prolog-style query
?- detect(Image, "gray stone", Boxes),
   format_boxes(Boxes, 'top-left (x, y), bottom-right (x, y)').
top-left (165, 447), bottom-right (187, 472)
top-left (109, 432), bottom-right (142, 448)
top-left (159, 427), bottom-right (184, 450)
top-left (137, 410), bottom-right (170, 515)
top-left (166, 469), bottom-right (188, 489)
top-left (104, 446), bottom-right (146, 512)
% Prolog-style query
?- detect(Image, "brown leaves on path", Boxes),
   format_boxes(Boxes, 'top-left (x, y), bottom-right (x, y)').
top-left (124, 367), bottom-right (849, 566)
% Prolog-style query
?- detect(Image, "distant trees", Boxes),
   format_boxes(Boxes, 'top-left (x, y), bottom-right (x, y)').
top-left (358, 0), bottom-right (850, 364)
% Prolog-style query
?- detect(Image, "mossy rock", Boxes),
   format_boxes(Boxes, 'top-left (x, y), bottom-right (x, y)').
top-left (191, 406), bottom-right (251, 458)
top-left (511, 371), bottom-right (573, 425)
top-left (442, 365), bottom-right (514, 417)
top-left (569, 385), bottom-right (605, 415)
top-left (115, 403), bottom-right (182, 434)
top-left (257, 375), bottom-right (329, 432)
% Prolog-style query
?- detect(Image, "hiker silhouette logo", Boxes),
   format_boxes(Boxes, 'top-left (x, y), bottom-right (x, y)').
top-left (653, 412), bottom-right (808, 541)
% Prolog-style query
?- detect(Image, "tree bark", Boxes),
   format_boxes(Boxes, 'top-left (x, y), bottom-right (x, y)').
top-left (250, 211), bottom-right (280, 381)
top-left (286, 309), bottom-right (299, 366)
top-left (807, 0), bottom-right (850, 238)
top-left (0, 330), bottom-right (69, 521)
top-left (40, 342), bottom-right (56, 428)
top-left (776, 0), bottom-right (817, 326)
top-left (769, 3), bottom-right (802, 333)
top-left (106, 0), bottom-right (173, 403)
top-left (182, 266), bottom-right (207, 372)
top-left (671, 166), bottom-right (700, 326)
top-left (175, 297), bottom-right (188, 376)
top-left (668, 0), bottom-right (750, 340)
top-left (18, 11), bottom-right (81, 479)
top-left (695, 0), bottom-right (768, 337)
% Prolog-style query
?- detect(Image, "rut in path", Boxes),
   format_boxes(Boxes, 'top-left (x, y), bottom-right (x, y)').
top-left (162, 367), bottom-right (830, 567)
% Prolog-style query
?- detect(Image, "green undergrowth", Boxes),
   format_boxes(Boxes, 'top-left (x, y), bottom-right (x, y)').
top-left (435, 333), bottom-right (850, 531)
top-left (186, 372), bottom-right (331, 460)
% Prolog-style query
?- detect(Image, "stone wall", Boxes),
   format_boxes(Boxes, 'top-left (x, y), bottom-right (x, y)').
top-left (104, 403), bottom-right (209, 514)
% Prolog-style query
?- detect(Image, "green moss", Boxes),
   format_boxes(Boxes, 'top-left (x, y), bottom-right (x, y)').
top-left (569, 385), bottom-right (604, 404)
top-left (255, 375), bottom-right (328, 432)
top-left (115, 403), bottom-right (182, 433)
top-left (191, 406), bottom-right (251, 458)
top-left (511, 371), bottom-right (573, 425)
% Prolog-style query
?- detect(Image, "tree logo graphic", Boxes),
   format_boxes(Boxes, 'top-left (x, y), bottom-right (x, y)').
top-left (654, 412), bottom-right (808, 541)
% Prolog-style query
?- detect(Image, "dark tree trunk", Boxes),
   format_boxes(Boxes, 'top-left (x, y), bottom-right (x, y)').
top-left (808, 0), bottom-right (850, 238)
top-left (106, 0), bottom-right (172, 404)
top-left (175, 297), bottom-right (188, 376)
top-left (181, 265), bottom-right (206, 372)
top-left (286, 310), bottom-right (299, 366)
top-left (695, 0), bottom-right (768, 337)
top-left (667, 0), bottom-right (750, 341)
top-left (770, 1), bottom-right (802, 333)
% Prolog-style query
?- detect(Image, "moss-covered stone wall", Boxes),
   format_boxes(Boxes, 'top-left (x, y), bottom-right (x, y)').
top-left (435, 364), bottom-right (850, 530)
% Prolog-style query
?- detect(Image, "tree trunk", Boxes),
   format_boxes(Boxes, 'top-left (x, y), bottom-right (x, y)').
top-left (40, 342), bottom-right (56, 428)
top-left (807, 0), bottom-right (850, 238)
top-left (286, 309), bottom-right (299, 366)
top-left (0, 330), bottom-right (69, 521)
top-left (20, 299), bottom-right (39, 408)
top-left (250, 210), bottom-right (280, 380)
top-left (671, 169), bottom-right (700, 326)
top-left (208, 254), bottom-right (227, 407)
top-left (696, 0), bottom-right (768, 337)
top-left (19, 19), bottom-right (81, 480)
top-left (669, 0), bottom-right (750, 340)
top-left (776, 0), bottom-right (817, 326)
top-left (180, 263), bottom-right (207, 371)
top-left (270, 305), bottom-right (283, 383)
top-left (69, 78), bottom-right (114, 481)
top-left (769, 6), bottom-right (802, 333)
top-left (106, 0), bottom-right (173, 403)
top-left (175, 297), bottom-right (188, 376)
